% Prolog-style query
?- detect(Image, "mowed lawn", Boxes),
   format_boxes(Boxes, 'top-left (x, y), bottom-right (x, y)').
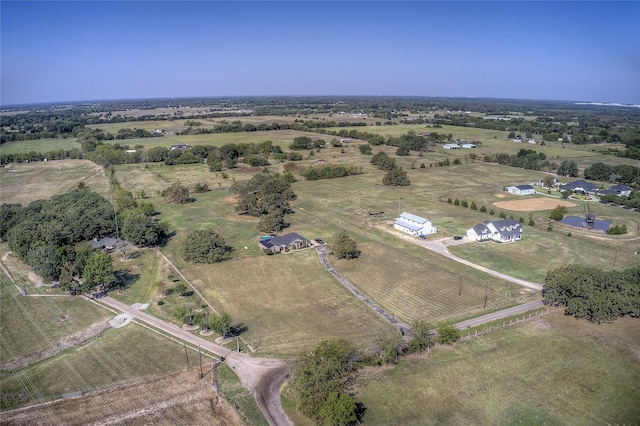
top-left (354, 311), bottom-right (640, 425)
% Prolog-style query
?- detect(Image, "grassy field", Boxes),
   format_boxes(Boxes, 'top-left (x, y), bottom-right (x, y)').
top-left (0, 159), bottom-right (111, 205)
top-left (354, 310), bottom-right (640, 425)
top-left (0, 266), bottom-right (204, 410)
top-left (0, 137), bottom-right (80, 155)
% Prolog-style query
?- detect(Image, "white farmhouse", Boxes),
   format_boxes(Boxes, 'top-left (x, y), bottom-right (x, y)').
top-left (443, 143), bottom-right (461, 150)
top-left (394, 212), bottom-right (437, 236)
top-left (466, 219), bottom-right (523, 243)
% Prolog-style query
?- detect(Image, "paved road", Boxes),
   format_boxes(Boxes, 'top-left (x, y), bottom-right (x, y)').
top-left (454, 300), bottom-right (545, 330)
top-left (315, 245), bottom-right (412, 337)
top-left (92, 296), bottom-right (292, 426)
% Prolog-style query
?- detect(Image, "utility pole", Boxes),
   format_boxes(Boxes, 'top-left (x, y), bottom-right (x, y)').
top-left (184, 344), bottom-right (190, 368)
top-left (612, 248), bottom-right (619, 271)
top-left (397, 197), bottom-right (402, 217)
top-left (199, 345), bottom-right (203, 379)
top-left (458, 275), bottom-right (462, 296)
top-left (483, 283), bottom-right (488, 310)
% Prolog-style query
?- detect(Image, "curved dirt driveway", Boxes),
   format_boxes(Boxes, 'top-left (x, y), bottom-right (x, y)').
top-left (92, 296), bottom-right (292, 426)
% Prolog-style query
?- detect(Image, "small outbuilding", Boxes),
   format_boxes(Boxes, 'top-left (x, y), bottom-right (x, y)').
top-left (507, 185), bottom-right (535, 195)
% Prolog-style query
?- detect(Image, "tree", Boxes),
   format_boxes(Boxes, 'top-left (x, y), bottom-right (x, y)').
top-left (121, 210), bottom-right (163, 246)
top-left (208, 311), bottom-right (232, 336)
top-left (333, 231), bottom-right (361, 260)
top-left (436, 322), bottom-right (460, 344)
top-left (259, 212), bottom-right (286, 233)
top-left (408, 318), bottom-right (433, 353)
top-left (163, 182), bottom-right (190, 204)
top-left (319, 392), bottom-right (358, 426)
top-left (182, 229), bottom-right (230, 263)
top-left (542, 176), bottom-right (556, 189)
top-left (291, 339), bottom-right (359, 423)
top-left (382, 166), bottom-right (410, 186)
top-left (557, 160), bottom-right (578, 177)
top-left (549, 205), bottom-right (568, 221)
top-left (82, 252), bottom-right (114, 292)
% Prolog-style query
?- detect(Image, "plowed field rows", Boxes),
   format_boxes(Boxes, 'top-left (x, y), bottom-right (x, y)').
top-left (333, 242), bottom-right (524, 323)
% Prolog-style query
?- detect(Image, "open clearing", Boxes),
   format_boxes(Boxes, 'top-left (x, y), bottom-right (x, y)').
top-left (354, 310), bottom-right (640, 425)
top-left (0, 159), bottom-right (110, 205)
top-left (493, 197), bottom-right (575, 212)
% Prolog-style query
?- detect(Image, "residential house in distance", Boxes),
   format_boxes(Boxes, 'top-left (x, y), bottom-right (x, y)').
top-left (394, 212), bottom-right (437, 237)
top-left (466, 219), bottom-right (523, 243)
top-left (460, 142), bottom-right (477, 148)
top-left (258, 232), bottom-right (311, 253)
top-left (169, 144), bottom-right (190, 151)
top-left (507, 184), bottom-right (536, 195)
top-left (443, 143), bottom-right (461, 150)
top-left (598, 183), bottom-right (632, 197)
top-left (560, 179), bottom-right (599, 195)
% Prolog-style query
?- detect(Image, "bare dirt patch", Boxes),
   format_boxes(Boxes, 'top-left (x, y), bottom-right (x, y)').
top-left (493, 198), bottom-right (574, 212)
top-left (1, 367), bottom-right (243, 426)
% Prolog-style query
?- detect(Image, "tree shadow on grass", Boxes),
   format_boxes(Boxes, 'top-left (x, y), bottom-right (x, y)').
top-left (112, 270), bottom-right (140, 290)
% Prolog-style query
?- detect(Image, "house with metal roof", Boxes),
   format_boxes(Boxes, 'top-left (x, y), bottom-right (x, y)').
top-left (598, 183), bottom-right (632, 197)
top-left (507, 184), bottom-right (535, 195)
top-left (258, 232), bottom-right (311, 253)
top-left (466, 219), bottom-right (522, 243)
top-left (560, 179), bottom-right (599, 195)
top-left (394, 212), bottom-right (437, 236)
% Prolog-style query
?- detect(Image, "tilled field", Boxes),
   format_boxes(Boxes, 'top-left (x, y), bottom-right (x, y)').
top-left (1, 367), bottom-right (243, 426)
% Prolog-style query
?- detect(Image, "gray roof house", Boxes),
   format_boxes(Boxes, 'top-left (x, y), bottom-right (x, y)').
top-left (466, 219), bottom-right (523, 243)
top-left (507, 184), bottom-right (535, 195)
top-left (259, 233), bottom-right (311, 252)
top-left (560, 179), bottom-right (599, 194)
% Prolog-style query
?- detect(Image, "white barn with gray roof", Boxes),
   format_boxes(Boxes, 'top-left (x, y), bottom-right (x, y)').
top-left (394, 212), bottom-right (437, 236)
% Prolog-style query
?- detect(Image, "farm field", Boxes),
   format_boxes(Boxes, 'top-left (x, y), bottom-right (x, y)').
top-left (0, 159), bottom-right (110, 205)
top-left (0, 137), bottom-right (80, 155)
top-left (0, 270), bottom-right (205, 411)
top-left (354, 310), bottom-right (640, 425)
top-left (157, 248), bottom-right (396, 357)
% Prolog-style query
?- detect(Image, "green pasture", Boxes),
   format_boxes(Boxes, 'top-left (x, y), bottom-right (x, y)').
top-left (0, 322), bottom-right (201, 410)
top-left (0, 137), bottom-right (80, 155)
top-left (354, 311), bottom-right (640, 425)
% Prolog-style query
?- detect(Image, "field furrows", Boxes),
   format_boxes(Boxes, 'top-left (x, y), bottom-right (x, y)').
top-left (333, 242), bottom-right (521, 323)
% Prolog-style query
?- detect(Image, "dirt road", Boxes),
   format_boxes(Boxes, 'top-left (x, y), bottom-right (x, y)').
top-left (92, 296), bottom-right (292, 426)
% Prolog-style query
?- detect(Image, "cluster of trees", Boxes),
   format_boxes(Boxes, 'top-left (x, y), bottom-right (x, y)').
top-left (483, 148), bottom-right (551, 171)
top-left (2, 187), bottom-right (118, 288)
top-left (229, 172), bottom-right (296, 233)
top-left (181, 229), bottom-right (231, 263)
top-left (557, 160), bottom-right (579, 177)
top-left (291, 320), bottom-right (462, 424)
top-left (584, 162), bottom-right (640, 185)
top-left (370, 152), bottom-right (410, 186)
top-left (162, 182), bottom-right (191, 204)
top-left (549, 205), bottom-right (568, 221)
top-left (289, 136), bottom-right (326, 150)
top-left (300, 165), bottom-right (363, 181)
top-left (544, 264), bottom-right (640, 323)
top-left (599, 191), bottom-right (640, 209)
top-left (291, 339), bottom-right (362, 425)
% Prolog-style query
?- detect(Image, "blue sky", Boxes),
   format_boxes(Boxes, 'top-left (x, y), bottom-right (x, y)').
top-left (2, 1), bottom-right (639, 105)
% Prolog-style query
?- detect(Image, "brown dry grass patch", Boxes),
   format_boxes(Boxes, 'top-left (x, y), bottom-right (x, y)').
top-left (1, 367), bottom-right (243, 426)
top-left (0, 160), bottom-right (109, 205)
top-left (493, 198), bottom-right (575, 212)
